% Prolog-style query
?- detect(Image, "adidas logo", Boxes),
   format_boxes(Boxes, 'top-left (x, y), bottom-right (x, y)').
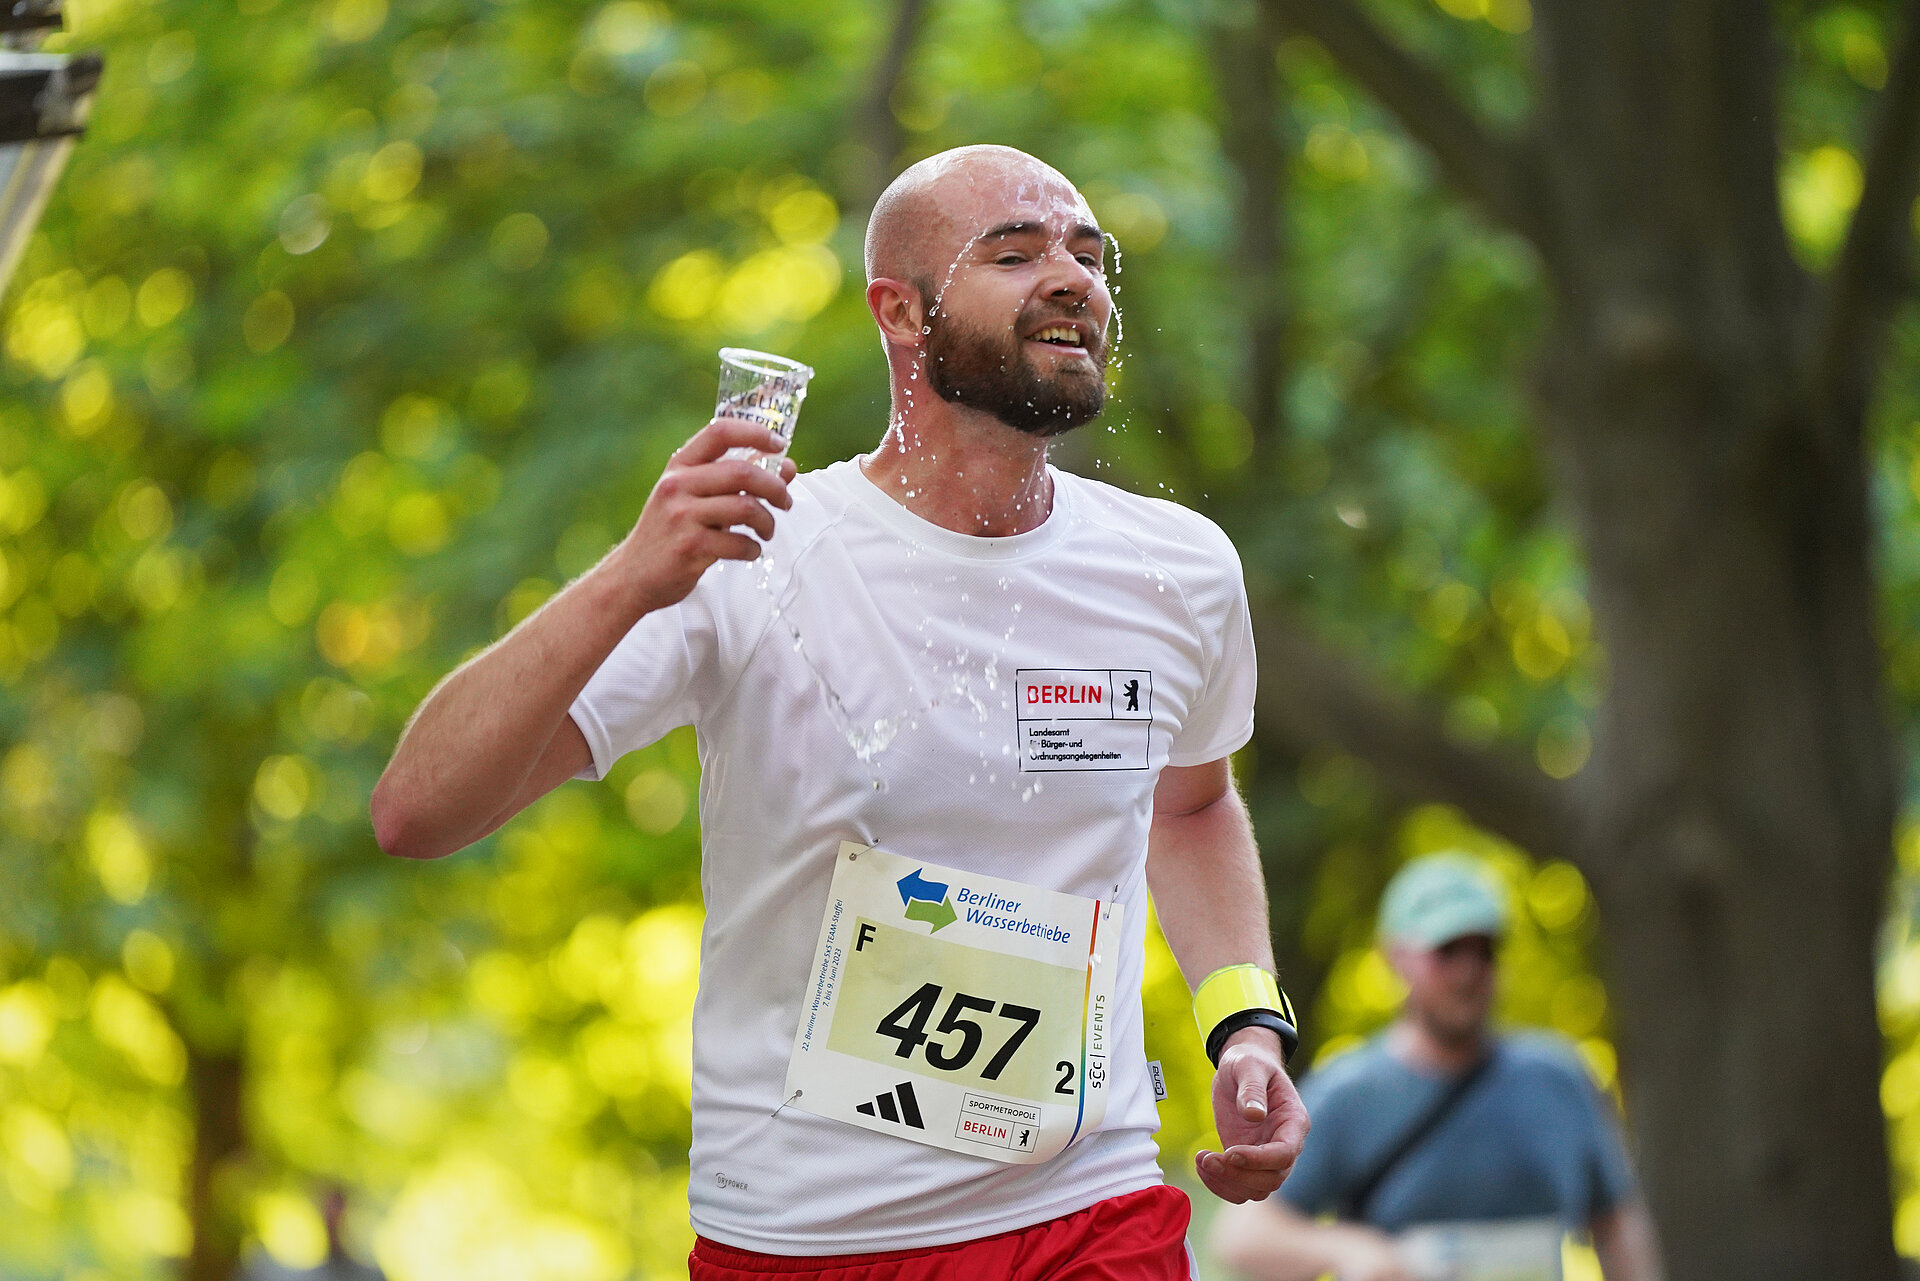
top-left (855, 1081), bottom-right (925, 1130)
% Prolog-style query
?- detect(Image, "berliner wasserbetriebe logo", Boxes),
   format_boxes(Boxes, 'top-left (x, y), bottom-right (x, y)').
top-left (897, 868), bottom-right (956, 932)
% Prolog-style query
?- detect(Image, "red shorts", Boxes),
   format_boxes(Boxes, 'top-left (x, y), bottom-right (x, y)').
top-left (689, 1185), bottom-right (1193, 1281)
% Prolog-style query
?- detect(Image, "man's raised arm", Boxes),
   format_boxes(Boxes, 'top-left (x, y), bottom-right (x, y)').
top-left (370, 417), bottom-right (793, 861)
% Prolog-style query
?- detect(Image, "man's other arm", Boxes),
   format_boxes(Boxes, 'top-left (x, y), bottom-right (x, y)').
top-left (1146, 758), bottom-right (1309, 1204)
top-left (1209, 1197), bottom-right (1418, 1281)
top-left (1591, 1200), bottom-right (1663, 1281)
top-left (370, 419), bottom-right (792, 860)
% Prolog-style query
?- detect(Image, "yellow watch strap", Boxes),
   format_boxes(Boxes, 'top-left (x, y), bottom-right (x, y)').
top-left (1192, 964), bottom-right (1291, 1042)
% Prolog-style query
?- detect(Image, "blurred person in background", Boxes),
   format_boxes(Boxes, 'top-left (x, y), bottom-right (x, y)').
top-left (1209, 853), bottom-right (1662, 1281)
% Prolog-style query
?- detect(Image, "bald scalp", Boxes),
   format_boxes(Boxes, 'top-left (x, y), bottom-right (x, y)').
top-left (863, 144), bottom-right (1079, 288)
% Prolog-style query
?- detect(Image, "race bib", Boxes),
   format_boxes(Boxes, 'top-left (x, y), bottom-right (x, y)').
top-left (1397, 1218), bottom-right (1565, 1281)
top-left (785, 842), bottom-right (1122, 1164)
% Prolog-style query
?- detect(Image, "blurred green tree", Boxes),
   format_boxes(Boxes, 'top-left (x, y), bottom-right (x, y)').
top-left (1229, 2), bottom-right (1920, 1277)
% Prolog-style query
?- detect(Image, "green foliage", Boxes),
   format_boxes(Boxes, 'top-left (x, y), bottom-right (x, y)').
top-left (0, 0), bottom-right (1915, 1275)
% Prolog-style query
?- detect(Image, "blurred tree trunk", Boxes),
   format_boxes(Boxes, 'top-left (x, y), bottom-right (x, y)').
top-left (1211, 0), bottom-right (1336, 1037)
top-left (848, 0), bottom-right (934, 213)
top-left (1213, 1), bottom-right (1289, 458)
top-left (183, 1046), bottom-right (246, 1281)
top-left (1256, 0), bottom-right (1920, 1274)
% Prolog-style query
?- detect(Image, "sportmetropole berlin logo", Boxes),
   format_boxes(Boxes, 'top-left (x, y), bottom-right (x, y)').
top-left (897, 868), bottom-right (956, 932)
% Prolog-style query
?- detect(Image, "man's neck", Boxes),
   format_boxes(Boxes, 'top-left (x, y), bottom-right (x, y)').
top-left (860, 389), bottom-right (1054, 538)
top-left (1387, 1016), bottom-right (1490, 1075)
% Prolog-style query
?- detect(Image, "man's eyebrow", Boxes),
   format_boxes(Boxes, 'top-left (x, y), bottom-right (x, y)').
top-left (976, 220), bottom-right (1108, 246)
top-left (977, 220), bottom-right (1048, 243)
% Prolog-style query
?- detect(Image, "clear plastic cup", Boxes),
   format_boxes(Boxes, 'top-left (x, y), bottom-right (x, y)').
top-left (716, 347), bottom-right (814, 473)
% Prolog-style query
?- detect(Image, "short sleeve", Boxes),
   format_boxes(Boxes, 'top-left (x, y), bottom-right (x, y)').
top-left (1579, 1072), bottom-right (1638, 1217)
top-left (568, 586), bottom-right (727, 781)
top-left (1168, 530), bottom-right (1257, 767)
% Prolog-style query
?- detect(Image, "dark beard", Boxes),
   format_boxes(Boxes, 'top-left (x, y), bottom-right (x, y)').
top-left (922, 304), bottom-right (1108, 437)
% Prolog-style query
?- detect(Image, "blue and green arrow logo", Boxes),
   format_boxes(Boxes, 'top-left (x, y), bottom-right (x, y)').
top-left (897, 868), bottom-right (957, 933)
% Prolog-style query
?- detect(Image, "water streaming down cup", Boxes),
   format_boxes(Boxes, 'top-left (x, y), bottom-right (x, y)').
top-left (716, 347), bottom-right (814, 472)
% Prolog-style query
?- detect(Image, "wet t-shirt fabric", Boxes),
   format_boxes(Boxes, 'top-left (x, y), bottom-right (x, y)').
top-left (568, 456), bottom-right (1256, 1255)
top-left (1276, 1033), bottom-right (1637, 1232)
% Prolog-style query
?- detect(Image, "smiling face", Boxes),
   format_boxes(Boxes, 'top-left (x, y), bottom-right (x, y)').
top-left (866, 148), bottom-right (1114, 436)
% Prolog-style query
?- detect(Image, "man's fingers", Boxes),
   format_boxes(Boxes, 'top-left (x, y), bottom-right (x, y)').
top-left (1194, 1150), bottom-right (1274, 1205)
top-left (1236, 1060), bottom-right (1273, 1122)
top-left (679, 458), bottom-right (793, 508)
top-left (1271, 1097), bottom-right (1311, 1155)
top-left (1221, 1140), bottom-right (1295, 1173)
top-left (693, 494), bottom-right (776, 541)
top-left (674, 417), bottom-right (786, 466)
top-left (701, 529), bottom-right (765, 563)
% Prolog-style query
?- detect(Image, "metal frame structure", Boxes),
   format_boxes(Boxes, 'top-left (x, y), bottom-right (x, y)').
top-left (0, 0), bottom-right (99, 294)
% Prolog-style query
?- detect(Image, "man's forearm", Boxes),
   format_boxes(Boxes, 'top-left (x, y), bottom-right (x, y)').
top-left (1592, 1202), bottom-right (1664, 1281)
top-left (1146, 774), bottom-right (1274, 983)
top-left (371, 553), bottom-right (652, 859)
top-left (1211, 1197), bottom-right (1407, 1281)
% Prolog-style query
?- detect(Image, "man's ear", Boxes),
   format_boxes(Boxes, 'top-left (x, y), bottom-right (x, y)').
top-left (867, 277), bottom-right (925, 348)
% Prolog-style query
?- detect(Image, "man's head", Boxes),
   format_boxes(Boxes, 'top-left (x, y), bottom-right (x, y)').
top-left (864, 145), bottom-right (1111, 436)
top-left (1378, 852), bottom-right (1509, 1048)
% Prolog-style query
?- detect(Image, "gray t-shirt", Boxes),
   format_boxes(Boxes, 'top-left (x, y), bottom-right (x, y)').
top-left (1278, 1032), bottom-right (1636, 1232)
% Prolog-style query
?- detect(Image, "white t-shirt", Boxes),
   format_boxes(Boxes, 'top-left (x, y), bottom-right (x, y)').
top-left (569, 456), bottom-right (1257, 1254)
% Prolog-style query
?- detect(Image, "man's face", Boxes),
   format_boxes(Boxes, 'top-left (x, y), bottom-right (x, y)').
top-left (918, 178), bottom-right (1113, 436)
top-left (1392, 933), bottom-right (1497, 1047)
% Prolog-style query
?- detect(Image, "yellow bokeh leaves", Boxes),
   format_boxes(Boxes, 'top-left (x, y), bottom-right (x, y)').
top-left (324, 0), bottom-right (386, 42)
top-left (136, 267), bottom-right (193, 329)
top-left (3, 1103), bottom-right (73, 1200)
top-left (532, 905), bottom-right (703, 1105)
top-left (646, 193), bottom-right (843, 333)
top-left (255, 754), bottom-right (319, 821)
top-left (365, 141), bottom-right (424, 203)
top-left (255, 1191), bottom-right (329, 1269)
top-left (647, 251), bottom-right (724, 322)
top-left (60, 360), bottom-right (112, 434)
top-left (90, 975), bottom-right (185, 1085)
top-left (491, 213), bottom-right (549, 273)
top-left (586, 0), bottom-right (665, 56)
top-left (1527, 861), bottom-right (1592, 931)
top-left (8, 272), bottom-right (89, 378)
top-left (1782, 144), bottom-right (1864, 264)
top-left (121, 929), bottom-right (175, 994)
top-left (0, 981), bottom-right (56, 1065)
top-left (718, 245), bottom-right (840, 331)
top-left (87, 810), bottom-right (151, 904)
top-left (622, 769), bottom-right (687, 835)
top-left (374, 1155), bottom-right (630, 1281)
top-left (315, 597), bottom-right (428, 670)
top-left (117, 479), bottom-right (173, 541)
top-left (244, 290), bottom-right (296, 353)
top-left (766, 186), bottom-right (837, 246)
top-left (1431, 0), bottom-right (1531, 32)
top-left (388, 493), bottom-right (451, 556)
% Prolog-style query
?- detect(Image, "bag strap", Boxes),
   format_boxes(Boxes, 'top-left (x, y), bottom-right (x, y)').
top-left (1336, 1044), bottom-right (1500, 1224)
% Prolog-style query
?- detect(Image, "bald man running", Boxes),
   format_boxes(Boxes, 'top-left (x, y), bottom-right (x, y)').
top-left (373, 145), bottom-right (1307, 1279)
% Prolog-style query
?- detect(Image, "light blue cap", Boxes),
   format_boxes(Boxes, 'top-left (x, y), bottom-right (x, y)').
top-left (1378, 852), bottom-right (1509, 948)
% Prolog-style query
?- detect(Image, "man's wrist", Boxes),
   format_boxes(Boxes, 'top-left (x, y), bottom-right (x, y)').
top-left (1220, 1024), bottom-right (1288, 1062)
top-left (588, 543), bottom-right (671, 622)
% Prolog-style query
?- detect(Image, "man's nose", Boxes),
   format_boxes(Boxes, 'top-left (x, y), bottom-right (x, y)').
top-left (1037, 245), bottom-right (1100, 302)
